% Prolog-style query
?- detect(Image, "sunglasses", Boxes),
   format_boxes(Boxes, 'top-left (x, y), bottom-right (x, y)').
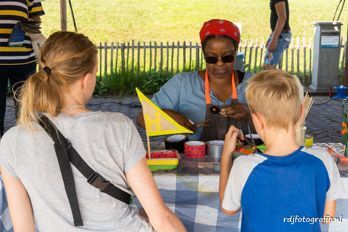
top-left (204, 55), bottom-right (235, 64)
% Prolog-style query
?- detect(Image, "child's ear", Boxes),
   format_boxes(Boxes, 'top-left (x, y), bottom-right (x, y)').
top-left (251, 112), bottom-right (265, 131)
top-left (253, 113), bottom-right (267, 141)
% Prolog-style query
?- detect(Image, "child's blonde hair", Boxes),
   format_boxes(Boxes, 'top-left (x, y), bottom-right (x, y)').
top-left (18, 31), bottom-right (97, 127)
top-left (245, 70), bottom-right (302, 130)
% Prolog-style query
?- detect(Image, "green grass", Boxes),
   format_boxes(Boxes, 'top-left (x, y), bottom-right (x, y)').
top-left (93, 70), bottom-right (174, 96)
top-left (40, 0), bottom-right (347, 95)
top-left (41, 0), bottom-right (348, 43)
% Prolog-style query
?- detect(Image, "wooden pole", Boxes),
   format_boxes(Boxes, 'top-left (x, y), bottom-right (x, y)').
top-left (344, 25), bottom-right (348, 86)
top-left (104, 42), bottom-right (107, 77)
top-left (60, 0), bottom-right (67, 31)
top-left (146, 134), bottom-right (151, 159)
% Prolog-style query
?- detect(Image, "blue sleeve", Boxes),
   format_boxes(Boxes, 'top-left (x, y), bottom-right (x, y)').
top-left (237, 72), bottom-right (253, 104)
top-left (151, 74), bottom-right (183, 111)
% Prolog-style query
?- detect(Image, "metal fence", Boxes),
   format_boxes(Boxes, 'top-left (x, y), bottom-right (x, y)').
top-left (97, 38), bottom-right (347, 84)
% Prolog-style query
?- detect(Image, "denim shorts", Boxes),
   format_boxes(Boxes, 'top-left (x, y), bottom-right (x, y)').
top-left (264, 32), bottom-right (292, 65)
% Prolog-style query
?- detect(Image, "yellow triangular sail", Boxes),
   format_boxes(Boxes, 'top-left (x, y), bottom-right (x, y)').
top-left (136, 88), bottom-right (193, 136)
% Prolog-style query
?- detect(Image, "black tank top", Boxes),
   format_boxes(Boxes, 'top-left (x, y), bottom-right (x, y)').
top-left (270, 0), bottom-right (291, 32)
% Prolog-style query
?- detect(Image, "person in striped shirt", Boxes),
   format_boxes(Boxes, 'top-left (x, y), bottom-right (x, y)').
top-left (0, 0), bottom-right (44, 138)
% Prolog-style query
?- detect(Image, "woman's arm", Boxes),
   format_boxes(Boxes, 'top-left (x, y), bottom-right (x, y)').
top-left (126, 158), bottom-right (186, 232)
top-left (1, 167), bottom-right (35, 232)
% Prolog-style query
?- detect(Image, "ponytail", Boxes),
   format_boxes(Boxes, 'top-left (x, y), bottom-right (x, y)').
top-left (17, 31), bottom-right (97, 128)
top-left (18, 69), bottom-right (65, 127)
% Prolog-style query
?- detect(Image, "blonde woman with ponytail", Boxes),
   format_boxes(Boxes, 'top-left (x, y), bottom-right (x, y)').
top-left (0, 31), bottom-right (185, 232)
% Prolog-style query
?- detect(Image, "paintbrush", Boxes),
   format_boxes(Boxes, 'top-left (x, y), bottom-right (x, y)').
top-left (238, 131), bottom-right (262, 153)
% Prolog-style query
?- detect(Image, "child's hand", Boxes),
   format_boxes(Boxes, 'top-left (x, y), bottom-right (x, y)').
top-left (222, 126), bottom-right (241, 157)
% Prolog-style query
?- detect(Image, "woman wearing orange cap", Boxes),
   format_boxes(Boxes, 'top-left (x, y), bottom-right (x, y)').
top-left (138, 19), bottom-right (251, 141)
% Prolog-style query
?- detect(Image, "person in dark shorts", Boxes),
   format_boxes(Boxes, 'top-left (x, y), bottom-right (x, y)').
top-left (0, 0), bottom-right (45, 138)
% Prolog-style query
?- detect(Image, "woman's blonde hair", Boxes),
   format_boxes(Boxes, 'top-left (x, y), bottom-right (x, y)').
top-left (18, 31), bottom-right (97, 127)
top-left (245, 70), bottom-right (302, 130)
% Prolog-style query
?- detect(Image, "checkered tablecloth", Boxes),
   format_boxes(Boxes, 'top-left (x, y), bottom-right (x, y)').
top-left (149, 173), bottom-right (242, 232)
top-left (146, 164), bottom-right (348, 232)
top-left (1, 144), bottom-right (348, 232)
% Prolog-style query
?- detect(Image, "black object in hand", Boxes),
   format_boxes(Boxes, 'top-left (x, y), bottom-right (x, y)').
top-left (210, 105), bottom-right (221, 114)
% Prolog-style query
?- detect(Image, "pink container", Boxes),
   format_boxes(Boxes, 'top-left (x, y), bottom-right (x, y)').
top-left (184, 141), bottom-right (206, 158)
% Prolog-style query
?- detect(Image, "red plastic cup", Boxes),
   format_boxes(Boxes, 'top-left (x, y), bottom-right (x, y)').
top-left (184, 141), bottom-right (206, 158)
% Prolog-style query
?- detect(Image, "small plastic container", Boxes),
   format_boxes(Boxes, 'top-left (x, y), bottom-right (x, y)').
top-left (304, 134), bottom-right (314, 147)
top-left (207, 140), bottom-right (224, 161)
top-left (146, 150), bottom-right (179, 171)
top-left (184, 141), bottom-right (206, 158)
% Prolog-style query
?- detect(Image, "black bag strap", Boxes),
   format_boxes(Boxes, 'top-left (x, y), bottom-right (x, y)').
top-left (38, 115), bottom-right (131, 226)
top-left (39, 115), bottom-right (83, 226)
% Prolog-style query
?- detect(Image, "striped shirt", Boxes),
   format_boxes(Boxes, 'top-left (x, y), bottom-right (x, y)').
top-left (0, 0), bottom-right (44, 65)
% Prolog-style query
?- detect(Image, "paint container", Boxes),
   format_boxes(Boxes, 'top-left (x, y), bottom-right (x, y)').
top-left (184, 141), bottom-right (206, 158)
top-left (305, 134), bottom-right (314, 147)
top-left (165, 134), bottom-right (188, 153)
top-left (207, 140), bottom-right (224, 161)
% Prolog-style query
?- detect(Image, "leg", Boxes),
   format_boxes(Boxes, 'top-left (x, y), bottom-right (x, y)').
top-left (0, 67), bottom-right (9, 136)
top-left (264, 32), bottom-right (292, 70)
top-left (8, 63), bottom-right (36, 119)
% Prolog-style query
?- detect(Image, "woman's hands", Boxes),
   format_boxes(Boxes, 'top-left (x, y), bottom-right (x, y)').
top-left (220, 103), bottom-right (249, 120)
top-left (166, 110), bottom-right (195, 131)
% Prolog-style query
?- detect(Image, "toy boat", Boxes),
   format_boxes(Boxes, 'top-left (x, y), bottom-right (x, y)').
top-left (146, 150), bottom-right (179, 171)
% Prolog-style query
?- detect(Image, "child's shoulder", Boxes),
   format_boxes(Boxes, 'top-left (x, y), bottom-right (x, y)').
top-left (233, 153), bottom-right (268, 175)
top-left (301, 146), bottom-right (331, 159)
top-left (301, 146), bottom-right (337, 171)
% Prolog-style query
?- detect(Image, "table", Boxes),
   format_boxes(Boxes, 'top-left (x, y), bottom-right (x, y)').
top-left (1, 143), bottom-right (348, 232)
top-left (140, 157), bottom-right (242, 232)
top-left (135, 143), bottom-right (348, 232)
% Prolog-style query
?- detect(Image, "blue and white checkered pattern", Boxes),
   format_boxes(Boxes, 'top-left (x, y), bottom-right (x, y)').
top-left (1, 152), bottom-right (347, 232)
top-left (148, 171), bottom-right (348, 232)
top-left (150, 174), bottom-right (242, 232)
top-left (0, 177), bottom-right (13, 232)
